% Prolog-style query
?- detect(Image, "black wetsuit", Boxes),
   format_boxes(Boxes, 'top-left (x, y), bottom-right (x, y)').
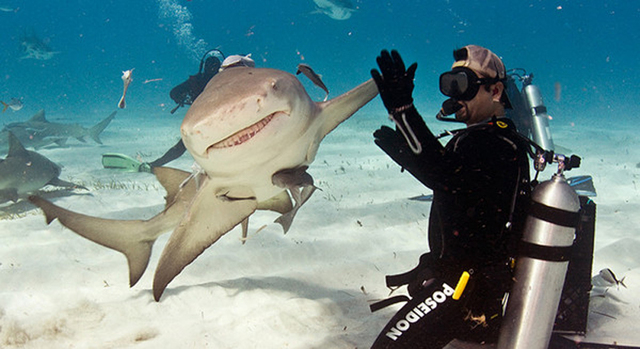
top-left (148, 72), bottom-right (215, 169)
top-left (372, 106), bottom-right (531, 348)
top-left (169, 72), bottom-right (215, 108)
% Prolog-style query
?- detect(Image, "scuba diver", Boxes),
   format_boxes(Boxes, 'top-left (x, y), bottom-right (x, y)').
top-left (369, 46), bottom-right (532, 348)
top-left (102, 51), bottom-right (255, 172)
top-left (169, 50), bottom-right (223, 114)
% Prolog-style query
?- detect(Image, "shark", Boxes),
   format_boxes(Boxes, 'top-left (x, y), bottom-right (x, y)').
top-left (29, 65), bottom-right (378, 301)
top-left (19, 30), bottom-right (59, 60)
top-left (312, 0), bottom-right (356, 20)
top-left (0, 132), bottom-right (86, 203)
top-left (0, 109), bottom-right (116, 152)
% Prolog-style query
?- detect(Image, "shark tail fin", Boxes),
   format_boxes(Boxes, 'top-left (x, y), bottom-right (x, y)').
top-left (89, 111), bottom-right (117, 144)
top-left (1, 101), bottom-right (8, 113)
top-left (29, 195), bottom-right (158, 287)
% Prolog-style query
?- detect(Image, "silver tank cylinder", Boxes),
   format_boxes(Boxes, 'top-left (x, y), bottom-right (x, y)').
top-left (523, 84), bottom-right (555, 151)
top-left (497, 174), bottom-right (580, 349)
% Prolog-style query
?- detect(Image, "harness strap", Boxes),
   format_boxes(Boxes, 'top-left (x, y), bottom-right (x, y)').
top-left (370, 296), bottom-right (412, 313)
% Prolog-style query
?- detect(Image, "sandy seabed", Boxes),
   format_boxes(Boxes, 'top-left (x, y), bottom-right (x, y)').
top-left (0, 110), bottom-right (639, 348)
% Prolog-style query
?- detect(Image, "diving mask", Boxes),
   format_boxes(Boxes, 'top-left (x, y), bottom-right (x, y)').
top-left (439, 67), bottom-right (501, 101)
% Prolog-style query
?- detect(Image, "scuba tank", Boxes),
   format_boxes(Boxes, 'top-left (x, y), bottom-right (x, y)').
top-left (498, 151), bottom-right (582, 349)
top-left (506, 69), bottom-right (555, 151)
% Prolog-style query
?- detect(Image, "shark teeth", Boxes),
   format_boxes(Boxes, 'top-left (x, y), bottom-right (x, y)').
top-left (211, 112), bottom-right (278, 149)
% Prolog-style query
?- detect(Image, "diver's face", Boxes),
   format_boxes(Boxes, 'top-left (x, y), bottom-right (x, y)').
top-left (455, 79), bottom-right (504, 125)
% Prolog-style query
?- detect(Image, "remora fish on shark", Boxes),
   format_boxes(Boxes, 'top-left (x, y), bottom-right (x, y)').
top-left (297, 63), bottom-right (330, 101)
top-left (0, 132), bottom-right (86, 203)
top-left (30, 65), bottom-right (378, 300)
top-left (0, 109), bottom-right (116, 152)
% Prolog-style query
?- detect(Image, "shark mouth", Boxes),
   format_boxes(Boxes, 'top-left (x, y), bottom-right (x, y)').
top-left (209, 112), bottom-right (281, 150)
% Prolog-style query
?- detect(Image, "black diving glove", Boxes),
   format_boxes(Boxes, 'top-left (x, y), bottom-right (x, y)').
top-left (370, 50), bottom-right (418, 115)
top-left (373, 126), bottom-right (415, 170)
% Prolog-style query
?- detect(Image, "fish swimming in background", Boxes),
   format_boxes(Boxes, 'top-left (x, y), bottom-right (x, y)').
top-left (118, 69), bottom-right (134, 109)
top-left (312, 0), bottom-right (356, 20)
top-left (0, 6), bottom-right (19, 12)
top-left (1, 97), bottom-right (23, 112)
top-left (554, 81), bottom-right (562, 102)
top-left (0, 109), bottom-right (116, 152)
top-left (598, 268), bottom-right (627, 289)
top-left (30, 65), bottom-right (378, 301)
top-left (296, 63), bottom-right (330, 101)
top-left (19, 30), bottom-right (58, 60)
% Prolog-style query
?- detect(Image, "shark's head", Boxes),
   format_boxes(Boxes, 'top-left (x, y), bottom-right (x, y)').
top-left (181, 67), bottom-right (318, 176)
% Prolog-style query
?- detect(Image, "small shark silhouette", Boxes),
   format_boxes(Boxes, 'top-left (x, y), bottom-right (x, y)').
top-left (1, 109), bottom-right (116, 152)
top-left (0, 132), bottom-right (86, 203)
top-left (30, 65), bottom-right (378, 300)
top-left (312, 0), bottom-right (356, 20)
top-left (19, 30), bottom-right (58, 60)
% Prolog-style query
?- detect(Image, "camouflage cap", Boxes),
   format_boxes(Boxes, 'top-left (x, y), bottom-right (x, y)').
top-left (451, 45), bottom-right (506, 80)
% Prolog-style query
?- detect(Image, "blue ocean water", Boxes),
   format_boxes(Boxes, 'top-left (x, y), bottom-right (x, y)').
top-left (1, 0), bottom-right (638, 125)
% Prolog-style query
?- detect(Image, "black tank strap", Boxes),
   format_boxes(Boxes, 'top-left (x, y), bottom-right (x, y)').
top-left (370, 295), bottom-right (411, 313)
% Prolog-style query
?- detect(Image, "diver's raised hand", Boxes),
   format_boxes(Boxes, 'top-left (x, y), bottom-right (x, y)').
top-left (371, 50), bottom-right (418, 114)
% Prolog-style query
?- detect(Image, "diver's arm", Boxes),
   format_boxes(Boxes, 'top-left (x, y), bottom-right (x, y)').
top-left (148, 139), bottom-right (187, 168)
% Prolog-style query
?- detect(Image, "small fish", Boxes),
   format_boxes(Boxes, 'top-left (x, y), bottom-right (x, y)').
top-left (599, 268), bottom-right (627, 289)
top-left (296, 63), bottom-right (329, 101)
top-left (118, 69), bottom-right (134, 109)
top-left (143, 78), bottom-right (163, 84)
top-left (1, 97), bottom-right (23, 112)
top-left (554, 81), bottom-right (562, 102)
top-left (0, 6), bottom-right (19, 12)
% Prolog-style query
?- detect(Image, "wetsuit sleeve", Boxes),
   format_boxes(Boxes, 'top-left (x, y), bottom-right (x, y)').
top-left (148, 139), bottom-right (187, 168)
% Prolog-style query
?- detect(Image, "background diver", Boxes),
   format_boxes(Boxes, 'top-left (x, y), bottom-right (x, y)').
top-left (369, 46), bottom-right (532, 348)
top-left (102, 51), bottom-right (255, 172)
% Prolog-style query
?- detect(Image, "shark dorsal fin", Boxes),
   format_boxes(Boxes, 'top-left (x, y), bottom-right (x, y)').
top-left (7, 132), bottom-right (30, 158)
top-left (28, 109), bottom-right (48, 123)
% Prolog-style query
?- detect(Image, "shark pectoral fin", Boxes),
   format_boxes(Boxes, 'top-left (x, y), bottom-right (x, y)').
top-left (318, 78), bottom-right (378, 137)
top-left (153, 167), bottom-right (193, 207)
top-left (29, 195), bottom-right (185, 287)
top-left (256, 191), bottom-right (293, 214)
top-left (275, 184), bottom-right (317, 234)
top-left (152, 182), bottom-right (258, 301)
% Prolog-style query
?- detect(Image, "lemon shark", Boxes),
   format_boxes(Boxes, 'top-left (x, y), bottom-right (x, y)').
top-left (0, 132), bottom-right (86, 203)
top-left (29, 66), bottom-right (378, 300)
top-left (0, 109), bottom-right (116, 153)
